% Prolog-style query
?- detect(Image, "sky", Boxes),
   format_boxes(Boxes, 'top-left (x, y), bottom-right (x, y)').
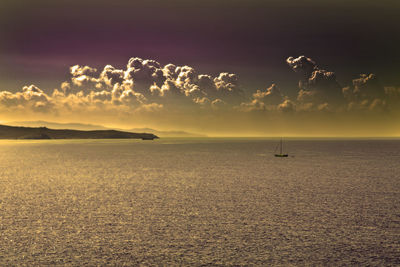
top-left (0, 0), bottom-right (400, 136)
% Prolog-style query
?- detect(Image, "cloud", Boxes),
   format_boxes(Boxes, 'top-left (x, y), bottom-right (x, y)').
top-left (62, 57), bottom-right (247, 107)
top-left (70, 65), bottom-right (97, 77)
top-left (100, 65), bottom-right (125, 87)
top-left (0, 57), bottom-right (250, 123)
top-left (286, 56), bottom-right (317, 78)
top-left (0, 55), bottom-right (399, 134)
top-left (285, 55), bottom-right (400, 113)
top-left (239, 84), bottom-right (286, 111)
top-left (344, 74), bottom-right (385, 101)
top-left (278, 99), bottom-right (295, 112)
top-left (0, 85), bottom-right (53, 113)
top-left (287, 55), bottom-right (343, 110)
top-left (125, 58), bottom-right (166, 94)
top-left (69, 65), bottom-right (100, 89)
top-left (342, 73), bottom-right (390, 111)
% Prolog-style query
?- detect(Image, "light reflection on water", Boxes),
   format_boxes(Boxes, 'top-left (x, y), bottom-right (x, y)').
top-left (0, 138), bottom-right (399, 265)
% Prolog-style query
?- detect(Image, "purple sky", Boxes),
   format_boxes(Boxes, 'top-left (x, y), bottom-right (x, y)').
top-left (1, 0), bottom-right (400, 94)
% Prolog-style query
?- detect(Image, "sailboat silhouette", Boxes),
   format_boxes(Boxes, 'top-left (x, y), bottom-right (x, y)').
top-left (274, 138), bottom-right (288, 157)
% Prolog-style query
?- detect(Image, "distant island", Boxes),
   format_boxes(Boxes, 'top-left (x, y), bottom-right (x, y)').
top-left (129, 128), bottom-right (206, 138)
top-left (6, 121), bottom-right (206, 137)
top-left (0, 124), bottom-right (159, 140)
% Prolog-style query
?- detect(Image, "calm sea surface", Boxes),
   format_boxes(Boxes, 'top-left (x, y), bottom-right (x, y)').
top-left (0, 138), bottom-right (399, 266)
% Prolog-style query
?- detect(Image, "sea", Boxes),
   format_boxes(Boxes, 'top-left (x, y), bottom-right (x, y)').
top-left (0, 138), bottom-right (399, 266)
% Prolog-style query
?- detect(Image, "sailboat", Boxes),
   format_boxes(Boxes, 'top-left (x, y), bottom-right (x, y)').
top-left (274, 138), bottom-right (288, 157)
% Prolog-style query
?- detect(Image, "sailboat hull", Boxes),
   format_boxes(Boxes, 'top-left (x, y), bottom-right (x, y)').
top-left (275, 154), bottom-right (288, 157)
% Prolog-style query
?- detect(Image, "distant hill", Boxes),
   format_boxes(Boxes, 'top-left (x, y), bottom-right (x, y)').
top-left (129, 128), bottom-right (206, 137)
top-left (0, 125), bottom-right (158, 140)
top-left (6, 121), bottom-right (206, 137)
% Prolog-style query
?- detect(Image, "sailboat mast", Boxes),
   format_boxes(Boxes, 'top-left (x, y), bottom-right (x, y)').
top-left (280, 138), bottom-right (282, 154)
